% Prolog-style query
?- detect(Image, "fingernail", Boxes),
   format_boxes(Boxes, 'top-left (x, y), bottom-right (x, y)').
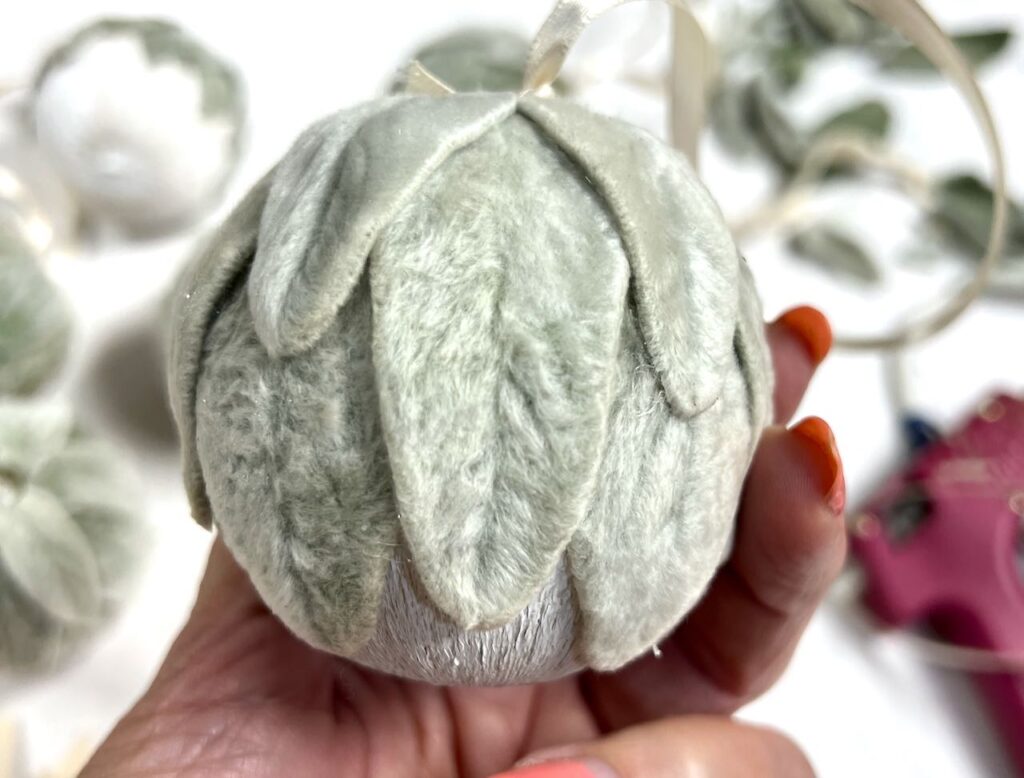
top-left (489, 757), bottom-right (619, 778)
top-left (776, 306), bottom-right (832, 366)
top-left (791, 416), bottom-right (846, 515)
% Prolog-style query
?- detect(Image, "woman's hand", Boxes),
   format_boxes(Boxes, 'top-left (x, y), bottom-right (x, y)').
top-left (82, 307), bottom-right (844, 778)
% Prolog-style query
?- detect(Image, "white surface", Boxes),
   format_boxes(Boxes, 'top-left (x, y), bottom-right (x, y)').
top-left (2, 1), bottom-right (1022, 776)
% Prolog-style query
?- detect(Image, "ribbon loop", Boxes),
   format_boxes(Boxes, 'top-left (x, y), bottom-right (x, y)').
top-left (523, 0), bottom-right (619, 92)
top-left (838, 0), bottom-right (1008, 349)
top-left (404, 61), bottom-right (456, 96)
top-left (523, 0), bottom-right (711, 163)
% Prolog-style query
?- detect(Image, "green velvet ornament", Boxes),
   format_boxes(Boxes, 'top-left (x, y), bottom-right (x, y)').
top-left (0, 400), bottom-right (147, 672)
top-left (169, 91), bottom-right (773, 686)
top-left (393, 29), bottom-right (534, 94)
top-left (0, 224), bottom-right (71, 396)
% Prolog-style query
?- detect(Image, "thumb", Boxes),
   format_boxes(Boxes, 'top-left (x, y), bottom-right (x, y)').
top-left (490, 716), bottom-right (814, 778)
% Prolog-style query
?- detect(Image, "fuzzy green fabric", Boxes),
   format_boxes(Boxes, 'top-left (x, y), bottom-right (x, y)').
top-left (169, 93), bottom-right (773, 683)
top-left (0, 226), bottom-right (72, 396)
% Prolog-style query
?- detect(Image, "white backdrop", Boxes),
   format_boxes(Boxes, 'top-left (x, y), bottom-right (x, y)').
top-left (2, 1), bottom-right (1023, 775)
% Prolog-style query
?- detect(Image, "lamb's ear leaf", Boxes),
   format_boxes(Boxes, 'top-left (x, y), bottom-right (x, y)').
top-left (881, 29), bottom-right (1012, 73)
top-left (518, 96), bottom-right (740, 417)
top-left (168, 174), bottom-right (272, 528)
top-left (368, 112), bottom-right (631, 631)
top-left (249, 93), bottom-right (517, 358)
top-left (789, 223), bottom-right (881, 284)
top-left (568, 258), bottom-right (772, 672)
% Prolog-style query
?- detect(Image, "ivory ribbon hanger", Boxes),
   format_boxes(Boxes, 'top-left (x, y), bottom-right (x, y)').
top-left (407, 0), bottom-right (712, 163)
top-left (408, 0), bottom-right (1008, 352)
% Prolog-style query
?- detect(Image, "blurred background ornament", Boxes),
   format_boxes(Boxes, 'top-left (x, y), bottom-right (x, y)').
top-left (0, 400), bottom-right (149, 674)
top-left (392, 28), bottom-right (533, 94)
top-left (0, 222), bottom-right (72, 396)
top-left (31, 18), bottom-right (246, 238)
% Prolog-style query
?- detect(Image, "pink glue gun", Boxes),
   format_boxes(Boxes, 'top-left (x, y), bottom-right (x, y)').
top-left (850, 394), bottom-right (1024, 774)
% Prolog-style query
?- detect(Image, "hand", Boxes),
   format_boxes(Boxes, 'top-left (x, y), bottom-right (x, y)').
top-left (83, 307), bottom-right (845, 778)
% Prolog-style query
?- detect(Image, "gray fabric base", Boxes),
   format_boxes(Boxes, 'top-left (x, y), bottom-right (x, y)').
top-left (354, 558), bottom-right (581, 686)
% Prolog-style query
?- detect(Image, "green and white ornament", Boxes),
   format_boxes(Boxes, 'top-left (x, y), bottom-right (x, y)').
top-left (0, 401), bottom-right (147, 672)
top-left (0, 223), bottom-right (71, 396)
top-left (169, 0), bottom-right (774, 686)
top-left (32, 19), bottom-right (246, 236)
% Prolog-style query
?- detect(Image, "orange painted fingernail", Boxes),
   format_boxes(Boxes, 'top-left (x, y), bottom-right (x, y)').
top-left (791, 416), bottom-right (846, 515)
top-left (489, 759), bottom-right (618, 778)
top-left (776, 306), bottom-right (833, 366)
